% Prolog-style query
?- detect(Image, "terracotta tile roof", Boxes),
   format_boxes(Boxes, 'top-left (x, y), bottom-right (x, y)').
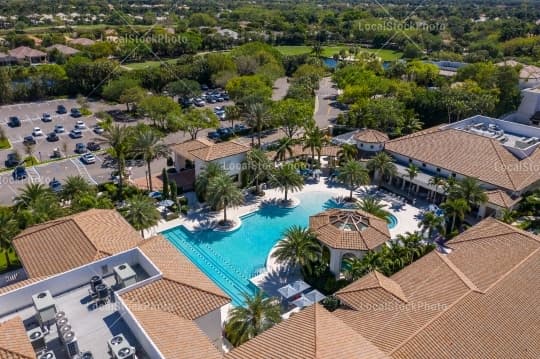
top-left (122, 298), bottom-right (223, 359)
top-left (0, 317), bottom-right (34, 359)
top-left (0, 276), bottom-right (48, 295)
top-left (13, 209), bottom-right (142, 277)
top-left (8, 46), bottom-right (46, 59)
top-left (122, 235), bottom-right (229, 319)
top-left (46, 44), bottom-right (79, 55)
top-left (171, 139), bottom-right (212, 162)
top-left (337, 271), bottom-right (408, 306)
top-left (189, 141), bottom-right (250, 161)
top-left (226, 304), bottom-right (389, 359)
top-left (309, 209), bottom-right (391, 251)
top-left (265, 144), bottom-right (340, 160)
top-left (332, 218), bottom-right (540, 357)
top-left (384, 127), bottom-right (540, 191)
top-left (68, 37), bottom-right (95, 46)
top-left (485, 189), bottom-right (521, 208)
top-left (354, 129), bottom-right (390, 143)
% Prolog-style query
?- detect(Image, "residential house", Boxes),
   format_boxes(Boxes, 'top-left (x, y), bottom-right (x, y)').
top-left (8, 46), bottom-right (47, 64)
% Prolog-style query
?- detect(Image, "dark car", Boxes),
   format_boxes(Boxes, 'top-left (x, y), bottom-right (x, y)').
top-left (49, 178), bottom-right (62, 193)
top-left (75, 143), bottom-right (87, 154)
top-left (12, 166), bottom-right (28, 180)
top-left (207, 131), bottom-right (220, 140)
top-left (87, 142), bottom-right (101, 151)
top-left (46, 132), bottom-right (59, 142)
top-left (23, 136), bottom-right (36, 145)
top-left (107, 109), bottom-right (131, 122)
top-left (179, 97), bottom-right (193, 108)
top-left (70, 108), bottom-right (82, 118)
top-left (8, 116), bottom-right (21, 127)
top-left (57, 105), bottom-right (67, 114)
top-left (5, 153), bottom-right (21, 168)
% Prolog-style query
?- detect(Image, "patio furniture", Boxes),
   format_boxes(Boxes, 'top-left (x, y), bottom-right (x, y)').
top-left (277, 280), bottom-right (311, 299)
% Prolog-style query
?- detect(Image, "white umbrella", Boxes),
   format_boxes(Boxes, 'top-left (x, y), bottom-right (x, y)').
top-left (292, 294), bottom-right (314, 308)
top-left (291, 280), bottom-right (310, 292)
top-left (278, 284), bottom-right (301, 299)
top-left (304, 289), bottom-right (325, 303)
top-left (158, 199), bottom-right (174, 207)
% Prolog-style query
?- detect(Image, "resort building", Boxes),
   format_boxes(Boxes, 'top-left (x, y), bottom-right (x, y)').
top-left (384, 115), bottom-right (540, 217)
top-left (227, 218), bottom-right (540, 358)
top-left (504, 86), bottom-right (540, 127)
top-left (309, 209), bottom-right (391, 278)
top-left (172, 139), bottom-right (250, 184)
top-left (1, 209), bottom-right (230, 358)
top-left (331, 128), bottom-right (388, 156)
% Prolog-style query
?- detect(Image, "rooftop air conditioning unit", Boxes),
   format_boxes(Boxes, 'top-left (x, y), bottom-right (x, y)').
top-left (32, 290), bottom-right (57, 326)
top-left (59, 324), bottom-right (72, 341)
top-left (38, 351), bottom-right (56, 359)
top-left (56, 316), bottom-right (69, 333)
top-left (63, 331), bottom-right (79, 358)
top-left (79, 351), bottom-right (94, 359)
top-left (27, 327), bottom-right (46, 352)
top-left (113, 263), bottom-right (137, 289)
top-left (116, 346), bottom-right (136, 359)
top-left (90, 275), bottom-right (103, 293)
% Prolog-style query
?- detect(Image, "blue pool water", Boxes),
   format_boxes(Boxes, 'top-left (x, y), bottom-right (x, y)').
top-left (163, 192), bottom-right (397, 305)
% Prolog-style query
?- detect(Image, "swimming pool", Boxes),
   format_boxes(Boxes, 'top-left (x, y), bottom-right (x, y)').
top-left (163, 191), bottom-right (398, 305)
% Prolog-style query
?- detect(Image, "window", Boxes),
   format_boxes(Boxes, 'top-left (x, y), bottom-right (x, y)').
top-left (452, 173), bottom-right (457, 177)
top-left (436, 168), bottom-right (441, 172)
top-left (370, 145), bottom-right (374, 149)
top-left (422, 163), bottom-right (426, 167)
top-left (360, 143), bottom-right (364, 147)
top-left (408, 158), bottom-right (413, 163)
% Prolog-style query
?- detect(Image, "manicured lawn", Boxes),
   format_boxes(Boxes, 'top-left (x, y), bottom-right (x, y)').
top-left (0, 249), bottom-right (20, 272)
top-left (0, 138), bottom-right (10, 150)
top-left (124, 58), bottom-right (182, 70)
top-left (275, 45), bottom-right (403, 61)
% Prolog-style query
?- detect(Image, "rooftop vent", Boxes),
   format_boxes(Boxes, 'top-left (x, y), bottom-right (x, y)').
top-left (38, 351), bottom-right (56, 359)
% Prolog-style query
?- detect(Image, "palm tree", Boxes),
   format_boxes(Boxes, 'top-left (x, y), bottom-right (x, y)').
top-left (449, 177), bottom-right (488, 210)
top-left (343, 256), bottom-right (367, 281)
top-left (311, 42), bottom-right (323, 58)
top-left (269, 163), bottom-right (304, 203)
top-left (245, 148), bottom-right (273, 195)
top-left (61, 175), bottom-right (94, 201)
top-left (356, 197), bottom-right (390, 220)
top-left (272, 225), bottom-right (321, 276)
top-left (498, 208), bottom-right (517, 224)
top-left (226, 105), bottom-right (242, 134)
top-left (337, 160), bottom-right (370, 201)
top-left (360, 251), bottom-right (385, 274)
top-left (98, 124), bottom-right (132, 200)
top-left (366, 152), bottom-right (397, 186)
top-left (207, 173), bottom-right (244, 225)
top-left (14, 183), bottom-right (54, 210)
top-left (418, 211), bottom-right (446, 239)
top-left (401, 115), bottom-right (423, 135)
top-left (303, 125), bottom-right (324, 168)
top-left (121, 194), bottom-right (161, 237)
top-left (428, 176), bottom-right (444, 203)
top-left (0, 210), bottom-right (19, 268)
top-left (224, 291), bottom-right (281, 347)
top-left (14, 184), bottom-right (63, 227)
top-left (246, 102), bottom-right (271, 147)
top-left (337, 143), bottom-right (358, 164)
top-left (405, 163), bottom-right (419, 194)
top-left (441, 198), bottom-right (470, 233)
top-left (131, 128), bottom-right (170, 192)
top-left (194, 162), bottom-right (226, 202)
top-left (71, 193), bottom-right (114, 212)
top-left (274, 137), bottom-right (294, 162)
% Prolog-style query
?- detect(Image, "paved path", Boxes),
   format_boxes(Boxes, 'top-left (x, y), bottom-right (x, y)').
top-left (314, 77), bottom-right (343, 129)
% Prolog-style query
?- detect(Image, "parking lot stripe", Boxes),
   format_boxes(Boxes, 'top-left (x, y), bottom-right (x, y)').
top-left (70, 158), bottom-right (98, 185)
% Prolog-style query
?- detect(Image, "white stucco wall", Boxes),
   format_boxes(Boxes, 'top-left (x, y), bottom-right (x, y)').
top-left (195, 307), bottom-right (224, 349)
top-left (195, 153), bottom-right (247, 183)
top-left (357, 141), bottom-right (384, 152)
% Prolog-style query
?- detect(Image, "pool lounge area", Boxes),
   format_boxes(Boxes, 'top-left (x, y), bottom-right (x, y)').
top-left (160, 184), bottom-right (421, 306)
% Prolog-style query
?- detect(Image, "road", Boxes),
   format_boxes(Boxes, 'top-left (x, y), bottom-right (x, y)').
top-left (314, 77), bottom-right (343, 129)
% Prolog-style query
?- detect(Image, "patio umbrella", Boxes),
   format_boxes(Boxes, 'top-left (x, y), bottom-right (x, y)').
top-left (158, 199), bottom-right (174, 207)
top-left (291, 280), bottom-right (310, 292)
top-left (292, 294), bottom-right (314, 308)
top-left (277, 284), bottom-right (301, 299)
top-left (304, 289), bottom-right (325, 303)
top-left (313, 169), bottom-right (322, 176)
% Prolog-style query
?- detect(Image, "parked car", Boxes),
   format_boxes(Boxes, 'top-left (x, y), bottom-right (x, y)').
top-left (12, 166), bottom-right (28, 180)
top-left (23, 136), bottom-right (36, 145)
top-left (93, 125), bottom-right (104, 134)
top-left (201, 84), bottom-right (209, 91)
top-left (107, 109), bottom-right (131, 122)
top-left (57, 105), bottom-right (67, 114)
top-left (70, 108), bottom-right (82, 117)
top-left (180, 97), bottom-right (194, 108)
top-left (75, 121), bottom-right (87, 129)
top-left (75, 143), bottom-right (87, 154)
top-left (8, 116), bottom-right (21, 127)
top-left (41, 113), bottom-right (52, 122)
top-left (47, 132), bottom-right (59, 142)
top-left (87, 142), bottom-right (101, 151)
top-left (234, 124), bottom-right (248, 132)
top-left (222, 93), bottom-right (230, 101)
top-left (49, 178), bottom-right (62, 193)
top-left (80, 153), bottom-right (96, 164)
top-left (70, 129), bottom-right (83, 138)
top-left (194, 98), bottom-right (205, 107)
top-left (207, 131), bottom-right (220, 140)
top-left (32, 127), bottom-right (44, 136)
top-left (5, 153), bottom-right (21, 168)
top-left (54, 124), bottom-right (65, 133)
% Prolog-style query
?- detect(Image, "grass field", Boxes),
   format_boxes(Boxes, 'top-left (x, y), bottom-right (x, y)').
top-left (124, 57), bottom-right (183, 70)
top-left (0, 249), bottom-right (20, 272)
top-left (275, 45), bottom-right (403, 61)
top-left (0, 138), bottom-right (10, 150)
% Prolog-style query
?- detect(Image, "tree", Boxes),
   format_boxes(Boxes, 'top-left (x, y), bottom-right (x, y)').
top-left (122, 194), bottom-right (161, 237)
top-left (71, 193), bottom-right (114, 212)
top-left (337, 144), bottom-right (358, 164)
top-left (224, 291), bottom-right (281, 347)
top-left (498, 208), bottom-right (517, 224)
top-left (226, 75), bottom-right (272, 105)
top-left (61, 175), bottom-right (94, 201)
top-left (164, 79), bottom-right (201, 99)
top-left (337, 160), bottom-right (370, 201)
top-left (131, 128), bottom-right (170, 191)
top-left (98, 124), bottom-right (131, 200)
top-left (441, 198), bottom-right (470, 233)
top-left (207, 173), bottom-right (244, 225)
top-left (14, 183), bottom-right (63, 227)
top-left (225, 105), bottom-right (242, 133)
top-left (271, 99), bottom-right (314, 139)
top-left (194, 162), bottom-right (226, 202)
top-left (449, 177), bottom-right (488, 210)
top-left (246, 102), bottom-right (271, 147)
top-left (269, 164), bottom-right (304, 203)
top-left (428, 176), bottom-right (445, 203)
top-left (274, 137), bottom-right (295, 162)
top-left (303, 125), bottom-right (325, 168)
top-left (14, 183), bottom-right (54, 210)
top-left (161, 168), bottom-right (169, 200)
top-left (356, 197), bottom-right (390, 220)
top-left (418, 211), bottom-right (446, 239)
top-left (179, 108), bottom-right (219, 140)
top-left (0, 210), bottom-right (19, 268)
top-left (366, 152), bottom-right (397, 186)
top-left (0, 68), bottom-right (13, 105)
top-left (245, 149), bottom-right (273, 195)
top-left (272, 225), bottom-right (321, 276)
top-left (405, 163), bottom-right (419, 194)
top-left (119, 86), bottom-right (145, 112)
top-left (311, 43), bottom-right (323, 58)
top-left (102, 77), bottom-right (140, 103)
top-left (139, 95), bottom-right (181, 129)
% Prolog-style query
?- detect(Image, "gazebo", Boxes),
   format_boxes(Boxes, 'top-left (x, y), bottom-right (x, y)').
top-left (309, 209), bottom-right (391, 278)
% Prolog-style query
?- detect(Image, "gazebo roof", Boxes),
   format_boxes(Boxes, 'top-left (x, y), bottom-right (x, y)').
top-left (309, 209), bottom-right (390, 251)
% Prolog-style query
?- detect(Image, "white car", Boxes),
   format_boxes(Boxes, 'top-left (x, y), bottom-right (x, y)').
top-left (54, 124), bottom-right (65, 133)
top-left (32, 127), bottom-right (44, 136)
top-left (75, 121), bottom-right (87, 129)
top-left (80, 153), bottom-right (96, 164)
